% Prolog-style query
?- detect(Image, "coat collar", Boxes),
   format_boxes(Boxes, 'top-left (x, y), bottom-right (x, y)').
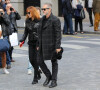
top-left (42, 13), bottom-right (53, 29)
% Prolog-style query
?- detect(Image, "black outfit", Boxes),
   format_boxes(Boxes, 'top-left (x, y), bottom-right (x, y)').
top-left (38, 14), bottom-right (61, 86)
top-left (20, 18), bottom-right (40, 82)
top-left (85, 0), bottom-right (93, 26)
top-left (8, 11), bottom-right (21, 60)
top-left (74, 4), bottom-right (83, 33)
top-left (0, 13), bottom-right (12, 37)
top-left (75, 18), bottom-right (83, 32)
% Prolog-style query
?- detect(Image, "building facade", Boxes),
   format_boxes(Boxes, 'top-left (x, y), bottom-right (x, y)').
top-left (11, 0), bottom-right (84, 16)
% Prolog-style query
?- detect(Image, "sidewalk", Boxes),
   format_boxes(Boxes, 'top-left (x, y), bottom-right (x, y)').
top-left (17, 16), bottom-right (100, 34)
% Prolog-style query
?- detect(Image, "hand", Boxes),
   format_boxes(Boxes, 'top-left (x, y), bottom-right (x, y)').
top-left (37, 47), bottom-right (39, 50)
top-left (56, 48), bottom-right (61, 53)
top-left (19, 41), bottom-right (24, 47)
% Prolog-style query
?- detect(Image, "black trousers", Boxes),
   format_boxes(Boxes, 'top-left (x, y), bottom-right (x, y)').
top-left (29, 45), bottom-right (39, 80)
top-left (75, 18), bottom-right (83, 32)
top-left (9, 46), bottom-right (14, 60)
top-left (87, 8), bottom-right (93, 25)
top-left (38, 52), bottom-right (58, 81)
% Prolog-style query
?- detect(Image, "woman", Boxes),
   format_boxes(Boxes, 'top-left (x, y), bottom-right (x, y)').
top-left (19, 6), bottom-right (41, 84)
top-left (27, 6), bottom-right (42, 75)
top-left (72, 0), bottom-right (84, 34)
top-left (0, 7), bottom-right (9, 74)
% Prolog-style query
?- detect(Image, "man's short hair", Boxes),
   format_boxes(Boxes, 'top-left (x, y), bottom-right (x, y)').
top-left (44, 3), bottom-right (52, 9)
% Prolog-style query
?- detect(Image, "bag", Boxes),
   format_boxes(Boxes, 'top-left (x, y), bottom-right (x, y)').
top-left (0, 38), bottom-right (10, 52)
top-left (80, 9), bottom-right (85, 19)
top-left (9, 33), bottom-right (18, 46)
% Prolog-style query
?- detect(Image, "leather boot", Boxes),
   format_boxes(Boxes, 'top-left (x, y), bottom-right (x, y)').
top-left (32, 79), bottom-right (38, 84)
top-left (49, 80), bottom-right (57, 88)
top-left (43, 77), bottom-right (51, 87)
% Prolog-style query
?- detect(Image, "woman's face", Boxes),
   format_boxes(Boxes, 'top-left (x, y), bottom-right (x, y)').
top-left (27, 11), bottom-right (32, 18)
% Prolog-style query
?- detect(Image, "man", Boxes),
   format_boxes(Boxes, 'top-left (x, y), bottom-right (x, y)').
top-left (62, 0), bottom-right (74, 35)
top-left (93, 0), bottom-right (100, 31)
top-left (38, 3), bottom-right (61, 88)
top-left (85, 0), bottom-right (93, 27)
top-left (6, 3), bottom-right (21, 62)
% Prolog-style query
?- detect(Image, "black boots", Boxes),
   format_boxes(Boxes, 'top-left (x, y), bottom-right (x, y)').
top-left (49, 80), bottom-right (57, 88)
top-left (37, 69), bottom-right (42, 80)
top-left (43, 77), bottom-right (51, 86)
top-left (32, 79), bottom-right (38, 84)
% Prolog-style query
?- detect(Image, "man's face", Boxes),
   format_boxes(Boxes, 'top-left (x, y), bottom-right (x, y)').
top-left (42, 5), bottom-right (51, 16)
top-left (5, 0), bottom-right (10, 4)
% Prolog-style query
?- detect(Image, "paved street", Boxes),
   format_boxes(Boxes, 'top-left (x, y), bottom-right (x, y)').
top-left (1, 30), bottom-right (100, 90)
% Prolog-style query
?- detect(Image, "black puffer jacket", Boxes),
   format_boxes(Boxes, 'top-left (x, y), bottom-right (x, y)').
top-left (20, 18), bottom-right (40, 45)
top-left (0, 13), bottom-right (12, 37)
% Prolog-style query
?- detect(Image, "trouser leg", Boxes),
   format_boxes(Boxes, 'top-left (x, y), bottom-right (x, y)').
top-left (79, 19), bottom-right (83, 32)
top-left (51, 59), bottom-right (58, 81)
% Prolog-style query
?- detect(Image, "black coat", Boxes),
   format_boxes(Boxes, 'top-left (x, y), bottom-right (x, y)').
top-left (0, 13), bottom-right (12, 37)
top-left (9, 11), bottom-right (21, 32)
top-left (38, 14), bottom-right (61, 60)
top-left (20, 18), bottom-right (40, 46)
top-left (62, 0), bottom-right (73, 15)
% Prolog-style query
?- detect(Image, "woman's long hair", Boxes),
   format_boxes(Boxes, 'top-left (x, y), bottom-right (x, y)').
top-left (26, 6), bottom-right (40, 20)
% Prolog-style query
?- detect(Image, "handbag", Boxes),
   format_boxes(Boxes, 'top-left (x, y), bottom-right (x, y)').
top-left (80, 9), bottom-right (85, 19)
top-left (9, 32), bottom-right (18, 46)
top-left (0, 38), bottom-right (10, 52)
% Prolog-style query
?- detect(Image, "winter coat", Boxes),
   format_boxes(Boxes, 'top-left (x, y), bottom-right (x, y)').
top-left (0, 13), bottom-right (12, 37)
top-left (20, 18), bottom-right (40, 46)
top-left (93, 0), bottom-right (100, 13)
top-left (38, 13), bottom-right (61, 60)
top-left (62, 0), bottom-right (73, 15)
top-left (9, 11), bottom-right (21, 33)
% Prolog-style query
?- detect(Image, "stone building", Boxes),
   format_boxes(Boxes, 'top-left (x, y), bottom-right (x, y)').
top-left (11, 0), bottom-right (62, 16)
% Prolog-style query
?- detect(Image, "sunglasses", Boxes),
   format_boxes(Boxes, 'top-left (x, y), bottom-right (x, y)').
top-left (41, 8), bottom-right (49, 11)
top-left (27, 12), bottom-right (30, 14)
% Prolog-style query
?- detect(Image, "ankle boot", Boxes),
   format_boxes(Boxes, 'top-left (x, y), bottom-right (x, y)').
top-left (32, 79), bottom-right (38, 84)
top-left (43, 77), bottom-right (51, 87)
top-left (37, 69), bottom-right (42, 80)
top-left (49, 80), bottom-right (57, 88)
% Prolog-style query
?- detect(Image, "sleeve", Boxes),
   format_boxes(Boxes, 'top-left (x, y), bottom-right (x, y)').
top-left (1, 13), bottom-right (10, 26)
top-left (19, 21), bottom-right (28, 42)
top-left (53, 18), bottom-right (62, 49)
top-left (15, 11), bottom-right (21, 20)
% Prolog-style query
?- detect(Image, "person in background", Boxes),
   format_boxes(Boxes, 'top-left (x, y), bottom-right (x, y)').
top-left (93, 0), bottom-right (100, 31)
top-left (6, 3), bottom-right (21, 62)
top-left (2, 0), bottom-right (10, 11)
top-left (62, 0), bottom-right (74, 35)
top-left (72, 0), bottom-right (84, 34)
top-left (0, 7), bottom-right (11, 74)
top-left (19, 6), bottom-right (41, 84)
top-left (85, 0), bottom-right (93, 27)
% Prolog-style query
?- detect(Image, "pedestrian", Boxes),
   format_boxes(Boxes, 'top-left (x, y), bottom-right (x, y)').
top-left (6, 3), bottom-right (21, 62)
top-left (85, 0), bottom-right (93, 27)
top-left (19, 6), bottom-right (41, 84)
top-left (27, 6), bottom-right (42, 75)
top-left (62, 0), bottom-right (74, 35)
top-left (72, 0), bottom-right (84, 34)
top-left (93, 0), bottom-right (100, 31)
top-left (0, 7), bottom-right (10, 74)
top-left (38, 3), bottom-right (62, 88)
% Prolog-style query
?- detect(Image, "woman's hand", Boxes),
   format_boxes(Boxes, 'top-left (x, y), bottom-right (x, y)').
top-left (56, 48), bottom-right (61, 53)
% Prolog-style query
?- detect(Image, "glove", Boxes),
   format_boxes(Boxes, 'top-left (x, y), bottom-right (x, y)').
top-left (19, 41), bottom-right (24, 47)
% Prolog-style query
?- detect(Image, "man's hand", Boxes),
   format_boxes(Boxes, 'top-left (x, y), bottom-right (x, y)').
top-left (56, 48), bottom-right (61, 53)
